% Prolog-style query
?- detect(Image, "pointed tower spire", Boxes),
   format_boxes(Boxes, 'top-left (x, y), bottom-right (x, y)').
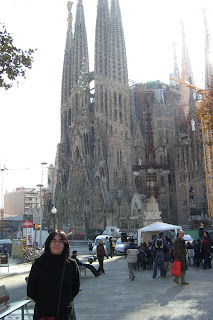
top-left (95, 0), bottom-right (109, 78)
top-left (61, 1), bottom-right (74, 106)
top-left (203, 8), bottom-right (213, 89)
top-left (108, 0), bottom-right (128, 85)
top-left (180, 20), bottom-right (194, 85)
top-left (170, 42), bottom-right (180, 88)
top-left (73, 0), bottom-right (89, 86)
top-left (180, 20), bottom-right (194, 103)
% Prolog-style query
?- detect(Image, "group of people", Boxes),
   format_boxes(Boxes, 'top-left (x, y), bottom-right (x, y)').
top-left (26, 229), bottom-right (212, 318)
top-left (186, 231), bottom-right (212, 269)
top-left (124, 230), bottom-right (212, 285)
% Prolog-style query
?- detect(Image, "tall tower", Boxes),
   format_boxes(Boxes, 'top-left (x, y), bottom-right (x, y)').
top-left (93, 0), bottom-right (133, 228)
top-left (203, 8), bottom-right (213, 89)
top-left (55, 0), bottom-right (134, 232)
top-left (180, 20), bottom-right (194, 104)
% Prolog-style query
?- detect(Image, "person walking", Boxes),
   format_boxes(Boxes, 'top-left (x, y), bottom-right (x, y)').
top-left (105, 237), bottom-right (110, 259)
top-left (109, 236), bottom-right (114, 258)
top-left (201, 231), bottom-right (212, 269)
top-left (97, 239), bottom-right (106, 274)
top-left (71, 250), bottom-right (100, 276)
top-left (173, 230), bottom-right (189, 285)
top-left (27, 231), bottom-right (80, 320)
top-left (151, 232), bottom-right (169, 278)
top-left (125, 238), bottom-right (139, 280)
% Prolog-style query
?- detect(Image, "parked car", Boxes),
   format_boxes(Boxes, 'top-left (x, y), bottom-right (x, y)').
top-left (92, 235), bottom-right (111, 255)
top-left (183, 234), bottom-right (193, 246)
top-left (114, 238), bottom-right (127, 255)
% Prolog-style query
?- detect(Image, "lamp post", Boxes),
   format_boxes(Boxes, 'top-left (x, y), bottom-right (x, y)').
top-left (36, 183), bottom-right (43, 248)
top-left (36, 161), bottom-right (48, 248)
top-left (51, 206), bottom-right (57, 230)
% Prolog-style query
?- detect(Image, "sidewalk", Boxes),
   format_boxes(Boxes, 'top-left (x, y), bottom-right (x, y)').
top-left (1, 255), bottom-right (213, 319)
top-left (0, 257), bottom-right (32, 279)
top-left (75, 256), bottom-right (213, 320)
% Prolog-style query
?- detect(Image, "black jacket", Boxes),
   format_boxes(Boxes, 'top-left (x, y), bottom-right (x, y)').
top-left (27, 253), bottom-right (80, 320)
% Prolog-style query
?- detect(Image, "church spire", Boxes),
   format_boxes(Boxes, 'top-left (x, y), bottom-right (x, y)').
top-left (73, 0), bottom-right (89, 86)
top-left (180, 20), bottom-right (194, 103)
top-left (61, 1), bottom-right (74, 106)
top-left (203, 8), bottom-right (213, 89)
top-left (170, 42), bottom-right (180, 88)
top-left (95, 0), bottom-right (109, 78)
top-left (108, 0), bottom-right (128, 85)
top-left (180, 20), bottom-right (194, 85)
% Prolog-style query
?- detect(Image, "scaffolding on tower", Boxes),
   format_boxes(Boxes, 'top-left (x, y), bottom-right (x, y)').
top-left (170, 77), bottom-right (213, 222)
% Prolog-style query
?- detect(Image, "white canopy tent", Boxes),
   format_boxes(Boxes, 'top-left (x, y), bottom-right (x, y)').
top-left (138, 222), bottom-right (182, 244)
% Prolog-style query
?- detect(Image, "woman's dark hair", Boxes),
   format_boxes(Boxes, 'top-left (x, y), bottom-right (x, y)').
top-left (44, 231), bottom-right (70, 261)
top-left (205, 231), bottom-right (210, 239)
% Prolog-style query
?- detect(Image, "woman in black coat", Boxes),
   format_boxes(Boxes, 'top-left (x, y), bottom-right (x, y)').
top-left (201, 231), bottom-right (212, 269)
top-left (27, 231), bottom-right (80, 320)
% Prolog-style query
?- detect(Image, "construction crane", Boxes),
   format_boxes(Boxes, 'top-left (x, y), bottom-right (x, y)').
top-left (169, 78), bottom-right (213, 222)
top-left (0, 165), bottom-right (28, 230)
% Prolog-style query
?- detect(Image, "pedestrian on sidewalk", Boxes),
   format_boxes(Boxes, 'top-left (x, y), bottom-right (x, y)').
top-left (27, 231), bottom-right (80, 320)
top-left (109, 236), bottom-right (114, 258)
top-left (71, 250), bottom-right (100, 277)
top-left (124, 238), bottom-right (139, 280)
top-left (97, 239), bottom-right (106, 274)
top-left (105, 237), bottom-right (110, 259)
top-left (173, 230), bottom-right (189, 285)
top-left (201, 231), bottom-right (212, 269)
top-left (151, 232), bottom-right (169, 278)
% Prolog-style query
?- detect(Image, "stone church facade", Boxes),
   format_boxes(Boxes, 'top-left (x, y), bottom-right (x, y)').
top-left (53, 0), bottom-right (208, 233)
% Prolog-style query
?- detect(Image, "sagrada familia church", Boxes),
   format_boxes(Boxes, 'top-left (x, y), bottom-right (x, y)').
top-left (49, 0), bottom-right (212, 234)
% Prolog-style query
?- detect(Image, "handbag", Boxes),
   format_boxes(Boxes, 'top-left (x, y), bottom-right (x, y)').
top-left (171, 260), bottom-right (181, 277)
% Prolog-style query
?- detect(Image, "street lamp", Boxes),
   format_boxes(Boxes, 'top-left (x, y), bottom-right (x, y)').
top-left (36, 183), bottom-right (43, 248)
top-left (51, 206), bottom-right (57, 230)
top-left (36, 161), bottom-right (48, 248)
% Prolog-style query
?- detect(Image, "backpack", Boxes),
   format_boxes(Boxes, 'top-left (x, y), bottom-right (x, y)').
top-left (155, 238), bottom-right (163, 250)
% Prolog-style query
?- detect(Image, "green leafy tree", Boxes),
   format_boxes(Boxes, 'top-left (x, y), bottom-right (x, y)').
top-left (197, 77), bottom-right (213, 131)
top-left (0, 24), bottom-right (36, 90)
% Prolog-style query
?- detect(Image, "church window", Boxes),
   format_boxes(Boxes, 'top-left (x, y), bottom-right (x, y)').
top-left (68, 109), bottom-right (71, 127)
top-left (75, 93), bottom-right (78, 109)
top-left (114, 92), bottom-right (117, 106)
top-left (105, 89), bottom-right (108, 114)
top-left (168, 175), bottom-right (171, 184)
top-left (120, 150), bottom-right (122, 164)
top-left (119, 94), bottom-right (122, 108)
top-left (161, 176), bottom-right (165, 186)
top-left (160, 156), bottom-right (163, 165)
top-left (119, 111), bottom-right (122, 122)
top-left (167, 154), bottom-right (170, 165)
top-left (158, 120), bottom-right (162, 128)
top-left (162, 199), bottom-right (167, 209)
top-left (114, 110), bottom-right (117, 120)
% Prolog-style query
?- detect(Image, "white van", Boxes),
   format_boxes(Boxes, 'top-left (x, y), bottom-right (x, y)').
top-left (92, 235), bottom-right (111, 255)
